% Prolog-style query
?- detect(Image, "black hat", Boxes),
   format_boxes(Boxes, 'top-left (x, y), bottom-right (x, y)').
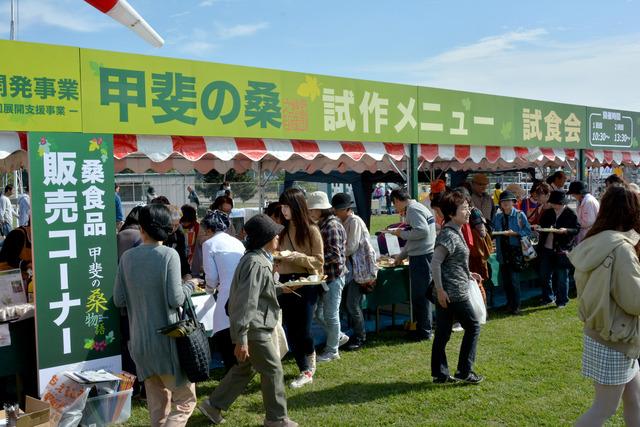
top-left (331, 193), bottom-right (355, 210)
top-left (244, 214), bottom-right (284, 250)
top-left (549, 190), bottom-right (567, 205)
top-left (499, 190), bottom-right (517, 202)
top-left (567, 181), bottom-right (588, 195)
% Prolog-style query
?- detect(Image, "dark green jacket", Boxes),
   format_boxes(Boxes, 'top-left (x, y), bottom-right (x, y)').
top-left (228, 249), bottom-right (280, 346)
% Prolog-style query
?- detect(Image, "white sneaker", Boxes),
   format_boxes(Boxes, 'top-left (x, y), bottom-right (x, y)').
top-left (290, 371), bottom-right (313, 389)
top-left (452, 322), bottom-right (464, 332)
top-left (306, 352), bottom-right (317, 375)
top-left (338, 333), bottom-right (350, 347)
top-left (317, 351), bottom-right (340, 363)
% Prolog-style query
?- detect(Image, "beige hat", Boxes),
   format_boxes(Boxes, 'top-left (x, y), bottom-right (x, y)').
top-left (307, 191), bottom-right (332, 210)
top-left (471, 173), bottom-right (489, 185)
top-left (505, 183), bottom-right (526, 199)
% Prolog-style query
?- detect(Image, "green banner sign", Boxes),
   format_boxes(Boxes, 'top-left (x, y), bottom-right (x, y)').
top-left (80, 48), bottom-right (418, 143)
top-left (587, 107), bottom-right (639, 149)
top-left (0, 40), bottom-right (637, 150)
top-left (417, 86), bottom-right (587, 148)
top-left (29, 132), bottom-right (120, 393)
top-left (0, 40), bottom-right (82, 132)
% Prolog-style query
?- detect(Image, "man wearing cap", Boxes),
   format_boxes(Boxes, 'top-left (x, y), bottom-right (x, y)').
top-left (200, 214), bottom-right (299, 427)
top-left (390, 188), bottom-right (437, 341)
top-left (470, 174), bottom-right (495, 223)
top-left (536, 191), bottom-right (579, 307)
top-left (567, 181), bottom-right (599, 245)
top-left (332, 192), bottom-right (370, 351)
top-left (492, 191), bottom-right (532, 315)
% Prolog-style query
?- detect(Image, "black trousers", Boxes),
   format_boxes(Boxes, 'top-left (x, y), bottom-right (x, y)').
top-left (431, 298), bottom-right (481, 379)
top-left (278, 275), bottom-right (319, 372)
top-left (211, 328), bottom-right (236, 373)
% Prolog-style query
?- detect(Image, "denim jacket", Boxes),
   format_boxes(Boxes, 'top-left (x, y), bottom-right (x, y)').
top-left (492, 208), bottom-right (531, 263)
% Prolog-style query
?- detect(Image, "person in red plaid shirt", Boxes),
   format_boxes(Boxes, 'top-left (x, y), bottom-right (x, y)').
top-left (307, 191), bottom-right (350, 362)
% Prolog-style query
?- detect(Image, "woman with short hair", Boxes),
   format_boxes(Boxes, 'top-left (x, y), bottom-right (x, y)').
top-left (114, 204), bottom-right (199, 426)
top-left (431, 191), bottom-right (484, 385)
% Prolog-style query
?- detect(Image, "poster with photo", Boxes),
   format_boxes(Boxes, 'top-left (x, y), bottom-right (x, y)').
top-left (0, 269), bottom-right (26, 308)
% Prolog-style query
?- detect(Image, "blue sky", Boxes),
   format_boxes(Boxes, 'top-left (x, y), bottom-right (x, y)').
top-left (1, 0), bottom-right (639, 110)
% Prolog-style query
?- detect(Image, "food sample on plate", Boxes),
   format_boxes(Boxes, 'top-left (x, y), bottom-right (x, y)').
top-left (377, 256), bottom-right (396, 268)
top-left (274, 250), bottom-right (293, 259)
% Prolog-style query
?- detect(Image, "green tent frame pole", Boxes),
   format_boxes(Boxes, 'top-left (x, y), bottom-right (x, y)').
top-left (578, 149), bottom-right (586, 183)
top-left (409, 143), bottom-right (419, 198)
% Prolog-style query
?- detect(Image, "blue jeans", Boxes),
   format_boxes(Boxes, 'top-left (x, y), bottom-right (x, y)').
top-left (1, 222), bottom-right (11, 237)
top-left (499, 263), bottom-right (522, 312)
top-left (539, 248), bottom-right (570, 306)
top-left (344, 280), bottom-right (366, 341)
top-left (315, 277), bottom-right (345, 354)
top-left (410, 253), bottom-right (433, 337)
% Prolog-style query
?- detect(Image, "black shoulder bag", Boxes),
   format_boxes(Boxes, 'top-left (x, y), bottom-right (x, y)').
top-left (158, 296), bottom-right (211, 383)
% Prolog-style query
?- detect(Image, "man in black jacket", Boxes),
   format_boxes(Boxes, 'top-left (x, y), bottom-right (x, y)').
top-left (536, 190), bottom-right (579, 308)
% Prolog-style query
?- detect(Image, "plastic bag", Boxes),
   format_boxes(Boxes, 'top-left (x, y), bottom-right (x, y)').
top-left (272, 309), bottom-right (289, 359)
top-left (42, 373), bottom-right (91, 427)
top-left (468, 279), bottom-right (487, 325)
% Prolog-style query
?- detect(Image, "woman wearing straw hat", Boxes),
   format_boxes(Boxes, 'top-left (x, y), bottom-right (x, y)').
top-left (307, 191), bottom-right (349, 362)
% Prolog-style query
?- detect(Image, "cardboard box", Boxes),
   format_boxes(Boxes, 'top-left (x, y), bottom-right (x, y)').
top-left (0, 396), bottom-right (51, 427)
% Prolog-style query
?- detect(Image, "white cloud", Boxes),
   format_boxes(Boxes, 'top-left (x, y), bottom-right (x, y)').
top-left (17, 0), bottom-right (115, 33)
top-left (199, 0), bottom-right (217, 6)
top-left (216, 22), bottom-right (269, 40)
top-left (170, 11), bottom-right (191, 18)
top-left (429, 28), bottom-right (547, 64)
top-left (179, 40), bottom-right (217, 56)
top-left (368, 29), bottom-right (640, 111)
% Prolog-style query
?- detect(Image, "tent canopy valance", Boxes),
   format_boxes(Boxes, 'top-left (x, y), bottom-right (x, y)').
top-left (110, 134), bottom-right (581, 173)
top-left (2, 132), bottom-right (636, 173)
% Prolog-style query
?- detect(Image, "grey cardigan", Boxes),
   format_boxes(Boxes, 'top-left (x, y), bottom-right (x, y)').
top-left (114, 244), bottom-right (193, 386)
top-left (228, 249), bottom-right (280, 346)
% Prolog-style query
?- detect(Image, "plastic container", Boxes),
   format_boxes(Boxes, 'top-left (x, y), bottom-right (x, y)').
top-left (80, 389), bottom-right (132, 426)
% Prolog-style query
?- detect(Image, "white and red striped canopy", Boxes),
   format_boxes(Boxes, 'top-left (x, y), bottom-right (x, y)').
top-left (584, 149), bottom-right (640, 167)
top-left (111, 134), bottom-right (579, 173)
top-left (0, 132), bottom-right (636, 173)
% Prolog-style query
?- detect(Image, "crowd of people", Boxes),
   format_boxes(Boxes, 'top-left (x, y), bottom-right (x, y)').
top-left (112, 173), bottom-right (640, 427)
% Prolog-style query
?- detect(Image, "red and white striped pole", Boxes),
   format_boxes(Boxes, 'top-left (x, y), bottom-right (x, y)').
top-left (85, 0), bottom-right (164, 47)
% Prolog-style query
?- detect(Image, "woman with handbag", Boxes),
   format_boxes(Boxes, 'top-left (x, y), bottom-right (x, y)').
top-left (277, 188), bottom-right (324, 389)
top-left (569, 186), bottom-right (640, 426)
top-left (200, 214), bottom-right (298, 427)
top-left (114, 204), bottom-right (199, 427)
top-left (492, 190), bottom-right (532, 315)
top-left (535, 190), bottom-right (579, 307)
top-left (431, 191), bottom-right (484, 384)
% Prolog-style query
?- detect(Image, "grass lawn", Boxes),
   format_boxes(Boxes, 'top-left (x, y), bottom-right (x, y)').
top-left (370, 214), bottom-right (401, 233)
top-left (125, 301), bottom-right (627, 426)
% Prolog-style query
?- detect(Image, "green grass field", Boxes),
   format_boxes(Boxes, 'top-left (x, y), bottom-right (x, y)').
top-left (370, 214), bottom-right (400, 234)
top-left (125, 301), bottom-right (627, 426)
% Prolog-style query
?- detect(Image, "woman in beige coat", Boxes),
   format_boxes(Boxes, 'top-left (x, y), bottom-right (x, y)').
top-left (569, 186), bottom-right (640, 427)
